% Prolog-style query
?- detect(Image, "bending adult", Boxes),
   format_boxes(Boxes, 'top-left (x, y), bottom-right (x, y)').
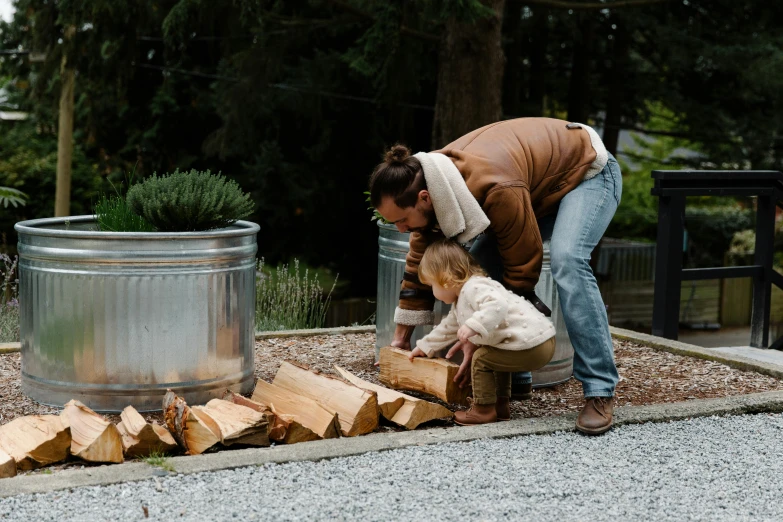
top-left (368, 117), bottom-right (622, 435)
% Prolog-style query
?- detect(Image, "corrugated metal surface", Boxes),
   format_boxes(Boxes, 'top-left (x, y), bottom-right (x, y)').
top-left (15, 215), bottom-right (258, 412)
top-left (596, 239), bottom-right (657, 282)
top-left (375, 224), bottom-right (573, 388)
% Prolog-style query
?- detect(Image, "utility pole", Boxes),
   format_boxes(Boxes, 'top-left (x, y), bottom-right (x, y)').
top-left (54, 25), bottom-right (76, 217)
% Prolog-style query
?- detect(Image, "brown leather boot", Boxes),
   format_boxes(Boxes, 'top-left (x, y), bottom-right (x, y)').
top-left (510, 382), bottom-right (533, 401)
top-left (454, 399), bottom-right (497, 426)
top-left (496, 397), bottom-right (511, 421)
top-left (576, 397), bottom-right (614, 435)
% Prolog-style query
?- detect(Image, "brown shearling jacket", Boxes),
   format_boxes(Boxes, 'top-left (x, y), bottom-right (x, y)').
top-left (398, 117), bottom-right (602, 319)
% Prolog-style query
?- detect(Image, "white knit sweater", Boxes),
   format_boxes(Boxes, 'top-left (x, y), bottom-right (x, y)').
top-left (416, 276), bottom-right (556, 357)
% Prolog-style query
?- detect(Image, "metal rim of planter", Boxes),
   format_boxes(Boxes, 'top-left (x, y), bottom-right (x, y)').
top-left (14, 215), bottom-right (260, 239)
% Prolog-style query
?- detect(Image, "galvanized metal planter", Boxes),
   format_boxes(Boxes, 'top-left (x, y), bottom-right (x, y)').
top-left (14, 216), bottom-right (259, 412)
top-left (375, 222), bottom-right (574, 387)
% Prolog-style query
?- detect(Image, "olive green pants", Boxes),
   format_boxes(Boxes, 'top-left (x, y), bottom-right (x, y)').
top-left (472, 337), bottom-right (556, 405)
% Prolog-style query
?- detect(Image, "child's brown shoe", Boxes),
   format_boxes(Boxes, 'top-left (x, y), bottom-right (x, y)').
top-left (496, 396), bottom-right (511, 421)
top-left (454, 399), bottom-right (497, 426)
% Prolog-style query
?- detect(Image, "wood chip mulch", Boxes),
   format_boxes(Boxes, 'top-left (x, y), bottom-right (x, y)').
top-left (3, 333), bottom-right (783, 430)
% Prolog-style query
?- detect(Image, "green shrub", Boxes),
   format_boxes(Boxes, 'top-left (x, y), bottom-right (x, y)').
top-left (684, 206), bottom-right (753, 268)
top-left (255, 259), bottom-right (336, 332)
top-left (126, 170), bottom-right (254, 232)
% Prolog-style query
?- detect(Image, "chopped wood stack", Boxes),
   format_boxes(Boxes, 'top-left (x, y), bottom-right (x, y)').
top-left (0, 448), bottom-right (15, 479)
top-left (335, 366), bottom-right (453, 429)
top-left (0, 348), bottom-right (464, 479)
top-left (193, 399), bottom-right (269, 448)
top-left (163, 390), bottom-right (219, 455)
top-left (117, 406), bottom-right (178, 458)
top-left (163, 391), bottom-right (270, 455)
top-left (272, 361), bottom-right (379, 437)
top-left (251, 379), bottom-right (340, 443)
top-left (61, 400), bottom-right (124, 464)
top-left (378, 346), bottom-right (471, 405)
top-left (0, 415), bottom-right (71, 471)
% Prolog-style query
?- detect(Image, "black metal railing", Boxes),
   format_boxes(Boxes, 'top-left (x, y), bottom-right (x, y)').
top-left (651, 170), bottom-right (783, 349)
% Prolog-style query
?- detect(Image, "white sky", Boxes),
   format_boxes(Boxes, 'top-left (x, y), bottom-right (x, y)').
top-left (0, 0), bottom-right (14, 23)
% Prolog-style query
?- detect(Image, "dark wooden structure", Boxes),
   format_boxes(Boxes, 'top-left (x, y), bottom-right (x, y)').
top-left (651, 170), bottom-right (783, 349)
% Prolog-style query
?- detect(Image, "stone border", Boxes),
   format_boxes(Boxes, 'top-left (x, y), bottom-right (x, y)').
top-left (610, 326), bottom-right (783, 380)
top-left (254, 325), bottom-right (375, 340)
top-left (3, 390), bottom-right (783, 498)
top-left (0, 326), bottom-right (377, 355)
top-left (0, 343), bottom-right (19, 354)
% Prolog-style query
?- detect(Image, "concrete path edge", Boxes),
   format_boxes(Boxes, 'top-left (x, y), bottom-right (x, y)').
top-left (3, 390), bottom-right (783, 498)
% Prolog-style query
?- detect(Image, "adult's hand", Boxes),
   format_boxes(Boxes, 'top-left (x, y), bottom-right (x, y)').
top-left (390, 323), bottom-right (415, 351)
top-left (445, 339), bottom-right (479, 389)
top-left (374, 323), bottom-right (416, 367)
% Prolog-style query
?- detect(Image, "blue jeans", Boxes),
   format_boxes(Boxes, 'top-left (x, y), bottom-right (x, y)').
top-left (469, 154), bottom-right (622, 398)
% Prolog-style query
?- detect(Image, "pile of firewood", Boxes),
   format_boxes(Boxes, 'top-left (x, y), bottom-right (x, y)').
top-left (0, 347), bottom-right (466, 479)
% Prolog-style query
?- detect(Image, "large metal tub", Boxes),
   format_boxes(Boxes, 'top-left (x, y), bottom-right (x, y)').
top-left (375, 222), bottom-right (573, 387)
top-left (14, 216), bottom-right (259, 412)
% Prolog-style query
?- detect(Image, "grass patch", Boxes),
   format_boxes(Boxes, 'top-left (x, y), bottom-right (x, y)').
top-left (144, 451), bottom-right (175, 473)
top-left (255, 258), bottom-right (336, 332)
top-left (94, 193), bottom-right (155, 232)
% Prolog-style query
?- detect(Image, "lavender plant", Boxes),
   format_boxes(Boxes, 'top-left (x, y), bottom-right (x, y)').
top-left (0, 254), bottom-right (20, 342)
top-left (255, 259), bottom-right (336, 332)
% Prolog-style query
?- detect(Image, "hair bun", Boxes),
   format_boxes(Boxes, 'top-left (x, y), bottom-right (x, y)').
top-left (385, 144), bottom-right (412, 164)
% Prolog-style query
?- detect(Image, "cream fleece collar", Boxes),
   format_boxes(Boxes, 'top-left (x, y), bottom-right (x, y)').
top-left (414, 152), bottom-right (490, 243)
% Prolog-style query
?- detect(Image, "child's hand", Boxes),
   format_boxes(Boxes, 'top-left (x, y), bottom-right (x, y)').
top-left (457, 325), bottom-right (478, 343)
top-left (408, 347), bottom-right (427, 361)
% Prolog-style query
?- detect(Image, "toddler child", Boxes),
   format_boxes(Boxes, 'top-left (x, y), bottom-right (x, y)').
top-left (409, 239), bottom-right (556, 425)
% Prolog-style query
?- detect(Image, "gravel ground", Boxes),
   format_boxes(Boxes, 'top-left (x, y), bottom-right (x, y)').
top-left (2, 412), bottom-right (783, 521)
top-left (3, 333), bottom-right (783, 426)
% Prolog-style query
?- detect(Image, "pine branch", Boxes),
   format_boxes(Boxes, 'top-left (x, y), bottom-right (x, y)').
top-left (519, 0), bottom-right (675, 9)
top-left (324, 0), bottom-right (440, 42)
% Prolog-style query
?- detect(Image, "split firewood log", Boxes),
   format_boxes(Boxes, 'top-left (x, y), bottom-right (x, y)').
top-left (222, 391), bottom-right (290, 443)
top-left (162, 390), bottom-right (219, 455)
top-left (0, 448), bottom-right (17, 479)
top-left (0, 415), bottom-right (70, 471)
top-left (378, 346), bottom-right (471, 405)
top-left (191, 399), bottom-right (270, 448)
top-left (116, 406), bottom-right (178, 458)
top-left (60, 400), bottom-right (124, 464)
top-left (251, 380), bottom-right (340, 442)
top-left (335, 366), bottom-right (453, 430)
top-left (272, 361), bottom-right (379, 437)
top-left (333, 366), bottom-right (405, 420)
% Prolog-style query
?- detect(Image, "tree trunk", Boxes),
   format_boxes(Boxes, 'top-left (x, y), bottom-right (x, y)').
top-left (602, 24), bottom-right (630, 156)
top-left (55, 25), bottom-right (76, 218)
top-left (528, 7), bottom-right (550, 116)
top-left (431, 0), bottom-right (507, 148)
top-left (566, 14), bottom-right (594, 123)
top-left (378, 347), bottom-right (471, 405)
top-left (503, 1), bottom-right (524, 117)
